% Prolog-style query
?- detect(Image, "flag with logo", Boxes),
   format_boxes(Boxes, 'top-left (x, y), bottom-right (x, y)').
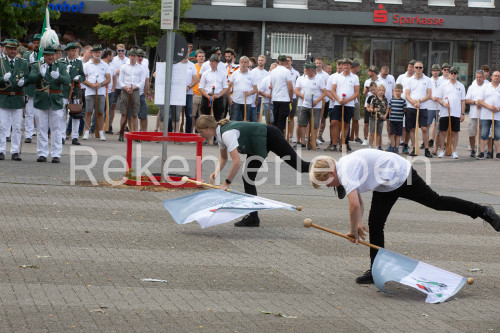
top-left (164, 189), bottom-right (297, 228)
top-left (372, 248), bottom-right (467, 303)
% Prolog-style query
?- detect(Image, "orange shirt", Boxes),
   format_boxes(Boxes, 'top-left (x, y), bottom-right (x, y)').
top-left (192, 63), bottom-right (203, 95)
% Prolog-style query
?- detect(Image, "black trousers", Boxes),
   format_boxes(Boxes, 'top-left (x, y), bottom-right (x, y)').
top-left (243, 125), bottom-right (310, 218)
top-left (368, 168), bottom-right (485, 265)
top-left (272, 101), bottom-right (290, 134)
top-left (201, 96), bottom-right (223, 121)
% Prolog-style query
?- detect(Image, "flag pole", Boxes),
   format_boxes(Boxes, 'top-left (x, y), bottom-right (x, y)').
top-left (182, 177), bottom-right (302, 211)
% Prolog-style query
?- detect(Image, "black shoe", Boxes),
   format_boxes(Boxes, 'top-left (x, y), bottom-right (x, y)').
top-left (11, 153), bottom-right (22, 161)
top-left (481, 205), bottom-right (500, 232)
top-left (486, 151), bottom-right (492, 159)
top-left (356, 269), bottom-right (374, 284)
top-left (79, 131), bottom-right (83, 137)
top-left (105, 130), bottom-right (113, 134)
top-left (37, 156), bottom-right (47, 162)
top-left (429, 139), bottom-right (434, 148)
top-left (355, 138), bottom-right (363, 144)
top-left (51, 157), bottom-right (60, 163)
top-left (6, 137), bottom-right (10, 142)
top-left (234, 215), bottom-right (260, 227)
top-left (118, 135), bottom-right (124, 142)
top-left (470, 150), bottom-right (476, 158)
top-left (345, 144), bottom-right (352, 152)
top-left (335, 185), bottom-right (346, 199)
top-left (496, 153), bottom-right (500, 159)
top-left (420, 143), bottom-right (425, 149)
top-left (0, 152), bottom-right (4, 160)
top-left (409, 148), bottom-right (416, 156)
top-left (72, 138), bottom-right (81, 146)
top-left (476, 152), bottom-right (485, 160)
top-left (24, 137), bottom-right (32, 143)
top-left (62, 138), bottom-right (65, 145)
top-left (425, 148), bottom-right (433, 158)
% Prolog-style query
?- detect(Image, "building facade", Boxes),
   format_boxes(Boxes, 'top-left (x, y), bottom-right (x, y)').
top-left (186, 0), bottom-right (500, 85)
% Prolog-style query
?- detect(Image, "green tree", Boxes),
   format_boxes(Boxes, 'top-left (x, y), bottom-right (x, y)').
top-left (0, 0), bottom-right (59, 39)
top-left (94, 0), bottom-right (195, 49)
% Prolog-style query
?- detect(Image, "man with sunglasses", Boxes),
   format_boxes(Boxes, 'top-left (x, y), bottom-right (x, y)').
top-left (396, 60), bottom-right (416, 154)
top-left (437, 67), bottom-right (466, 159)
top-left (440, 63), bottom-right (451, 81)
top-left (406, 61), bottom-right (433, 157)
top-left (428, 64), bottom-right (445, 153)
top-left (109, 44), bottom-right (129, 134)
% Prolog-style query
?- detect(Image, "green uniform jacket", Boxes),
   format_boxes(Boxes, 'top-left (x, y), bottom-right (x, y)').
top-left (28, 61), bottom-right (71, 110)
top-left (60, 57), bottom-right (85, 100)
top-left (22, 50), bottom-right (39, 97)
top-left (220, 121), bottom-right (268, 159)
top-left (0, 56), bottom-right (30, 109)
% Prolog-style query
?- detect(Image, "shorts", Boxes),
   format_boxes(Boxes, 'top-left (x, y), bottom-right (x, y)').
top-left (480, 119), bottom-right (500, 141)
top-left (118, 89), bottom-right (140, 117)
top-left (468, 118), bottom-right (479, 137)
top-left (290, 98), bottom-right (298, 118)
top-left (390, 121), bottom-right (403, 136)
top-left (439, 116), bottom-right (460, 132)
top-left (192, 94), bottom-right (202, 117)
top-left (138, 94), bottom-right (148, 120)
top-left (427, 109), bottom-right (438, 125)
top-left (113, 88), bottom-right (121, 104)
top-left (353, 101), bottom-right (360, 121)
top-left (405, 108), bottom-right (428, 130)
top-left (329, 105), bottom-right (354, 123)
top-left (298, 107), bottom-right (321, 128)
top-left (369, 118), bottom-right (384, 134)
top-left (364, 108), bottom-right (370, 124)
top-left (85, 94), bottom-right (105, 114)
top-left (323, 101), bottom-right (330, 118)
top-left (263, 102), bottom-right (274, 123)
top-left (168, 105), bottom-right (182, 122)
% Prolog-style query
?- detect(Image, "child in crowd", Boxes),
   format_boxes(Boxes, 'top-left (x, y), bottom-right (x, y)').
top-left (369, 84), bottom-right (388, 149)
top-left (387, 83), bottom-right (406, 153)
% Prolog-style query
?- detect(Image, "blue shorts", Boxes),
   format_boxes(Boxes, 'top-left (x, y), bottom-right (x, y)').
top-left (329, 105), bottom-right (354, 123)
top-left (138, 94), bottom-right (148, 120)
top-left (390, 121), bottom-right (403, 136)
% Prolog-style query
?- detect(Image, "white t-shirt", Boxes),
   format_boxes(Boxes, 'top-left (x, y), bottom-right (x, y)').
top-left (259, 75), bottom-right (272, 104)
top-left (439, 80), bottom-right (466, 117)
top-left (252, 67), bottom-right (269, 106)
top-left (465, 83), bottom-right (486, 119)
top-left (315, 69), bottom-right (330, 102)
top-left (380, 74), bottom-right (395, 101)
top-left (290, 67), bottom-right (300, 99)
top-left (300, 74), bottom-right (326, 109)
top-left (336, 149), bottom-right (411, 196)
top-left (428, 76), bottom-right (446, 112)
top-left (229, 69), bottom-right (257, 105)
top-left (184, 61), bottom-right (197, 95)
top-left (198, 69), bottom-right (228, 95)
top-left (111, 56), bottom-right (129, 89)
top-left (396, 72), bottom-right (413, 101)
top-left (406, 74), bottom-right (431, 109)
top-left (216, 126), bottom-right (239, 153)
top-left (364, 77), bottom-right (384, 91)
top-left (295, 75), bottom-right (306, 107)
top-left (83, 60), bottom-right (110, 96)
top-left (330, 72), bottom-right (360, 108)
top-left (138, 59), bottom-right (150, 95)
top-left (270, 65), bottom-right (292, 102)
top-left (479, 82), bottom-right (500, 121)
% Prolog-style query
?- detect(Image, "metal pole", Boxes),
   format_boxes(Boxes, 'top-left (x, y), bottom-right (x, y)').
top-left (161, 30), bottom-right (175, 181)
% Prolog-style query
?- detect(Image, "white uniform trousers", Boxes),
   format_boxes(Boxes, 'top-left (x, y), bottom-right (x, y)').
top-left (25, 97), bottom-right (36, 137)
top-left (71, 118), bottom-right (80, 139)
top-left (35, 108), bottom-right (63, 158)
top-left (0, 108), bottom-right (22, 154)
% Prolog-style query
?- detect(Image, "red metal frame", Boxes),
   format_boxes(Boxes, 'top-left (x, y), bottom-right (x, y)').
top-left (123, 132), bottom-right (204, 188)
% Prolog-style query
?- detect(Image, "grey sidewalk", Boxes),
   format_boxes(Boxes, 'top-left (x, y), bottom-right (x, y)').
top-left (0, 127), bottom-right (499, 332)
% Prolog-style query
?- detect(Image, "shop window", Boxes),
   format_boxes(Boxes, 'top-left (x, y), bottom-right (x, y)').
top-left (345, 37), bottom-right (370, 66)
top-left (428, 0), bottom-right (454, 6)
top-left (393, 40), bottom-right (410, 77)
top-left (430, 42), bottom-right (450, 69)
top-left (333, 36), bottom-right (344, 61)
top-left (212, 0), bottom-right (246, 6)
top-left (452, 41), bottom-right (476, 86)
top-left (270, 33), bottom-right (309, 60)
top-left (468, 0), bottom-right (494, 7)
top-left (372, 40), bottom-right (392, 70)
top-left (273, 0), bottom-right (308, 9)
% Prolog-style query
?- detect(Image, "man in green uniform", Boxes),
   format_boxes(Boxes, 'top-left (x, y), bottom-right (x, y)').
top-left (0, 39), bottom-right (30, 161)
top-left (22, 34), bottom-right (41, 143)
top-left (61, 42), bottom-right (85, 145)
top-left (28, 46), bottom-right (71, 163)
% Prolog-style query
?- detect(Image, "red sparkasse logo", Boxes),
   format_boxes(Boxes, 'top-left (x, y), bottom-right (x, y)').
top-left (373, 4), bottom-right (445, 26)
top-left (373, 4), bottom-right (387, 23)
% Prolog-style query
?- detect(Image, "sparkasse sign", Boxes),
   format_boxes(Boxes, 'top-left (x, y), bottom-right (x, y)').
top-left (373, 5), bottom-right (445, 26)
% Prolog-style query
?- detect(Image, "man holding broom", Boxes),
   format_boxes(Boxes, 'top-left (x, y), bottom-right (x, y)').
top-left (309, 150), bottom-right (500, 284)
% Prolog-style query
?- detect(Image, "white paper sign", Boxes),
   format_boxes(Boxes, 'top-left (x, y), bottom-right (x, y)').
top-left (154, 62), bottom-right (186, 106)
top-left (161, 0), bottom-right (174, 30)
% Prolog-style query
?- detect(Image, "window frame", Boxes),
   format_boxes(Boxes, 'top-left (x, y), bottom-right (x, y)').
top-left (269, 32), bottom-right (310, 61)
top-left (212, 0), bottom-right (246, 6)
top-left (468, 0), bottom-right (494, 8)
top-left (428, 0), bottom-right (455, 6)
top-left (375, 0), bottom-right (402, 4)
top-left (273, 0), bottom-right (308, 9)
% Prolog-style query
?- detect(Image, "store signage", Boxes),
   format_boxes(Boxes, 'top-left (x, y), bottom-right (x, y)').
top-left (13, 1), bottom-right (85, 13)
top-left (374, 5), bottom-right (444, 26)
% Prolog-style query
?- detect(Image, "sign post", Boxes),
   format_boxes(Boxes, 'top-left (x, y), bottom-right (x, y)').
top-left (160, 0), bottom-right (180, 181)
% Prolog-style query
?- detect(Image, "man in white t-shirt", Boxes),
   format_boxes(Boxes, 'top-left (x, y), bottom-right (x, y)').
top-left (251, 55), bottom-right (268, 121)
top-left (321, 59), bottom-right (343, 143)
top-left (294, 62), bottom-right (327, 148)
top-left (428, 64), bottom-right (446, 154)
top-left (477, 70), bottom-right (500, 159)
top-left (314, 58), bottom-right (330, 146)
top-left (286, 56), bottom-right (300, 142)
top-left (437, 67), bottom-right (466, 159)
top-left (396, 60), bottom-right (416, 154)
top-left (465, 70), bottom-right (487, 158)
top-left (136, 49), bottom-right (151, 132)
top-left (309, 150), bottom-right (500, 284)
top-left (228, 56), bottom-right (258, 122)
top-left (270, 55), bottom-right (293, 134)
top-left (109, 43), bottom-right (129, 133)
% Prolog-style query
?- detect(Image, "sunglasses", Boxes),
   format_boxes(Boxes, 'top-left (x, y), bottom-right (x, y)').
top-left (117, 49), bottom-right (125, 52)
top-left (450, 72), bottom-right (458, 75)
top-left (414, 66), bottom-right (423, 69)
top-left (442, 68), bottom-right (450, 71)
top-left (138, 56), bottom-right (144, 58)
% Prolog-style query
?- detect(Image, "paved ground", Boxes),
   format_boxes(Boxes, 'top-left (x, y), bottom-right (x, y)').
top-left (0, 119), bottom-right (499, 332)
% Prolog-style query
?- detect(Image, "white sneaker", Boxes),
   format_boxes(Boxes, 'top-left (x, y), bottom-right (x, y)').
top-left (290, 137), bottom-right (297, 143)
top-left (451, 152), bottom-right (459, 159)
top-left (316, 139), bottom-right (322, 145)
top-left (99, 131), bottom-right (106, 141)
top-left (467, 145), bottom-right (471, 151)
top-left (82, 131), bottom-right (89, 140)
top-left (362, 139), bottom-right (368, 146)
top-left (438, 150), bottom-right (445, 158)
